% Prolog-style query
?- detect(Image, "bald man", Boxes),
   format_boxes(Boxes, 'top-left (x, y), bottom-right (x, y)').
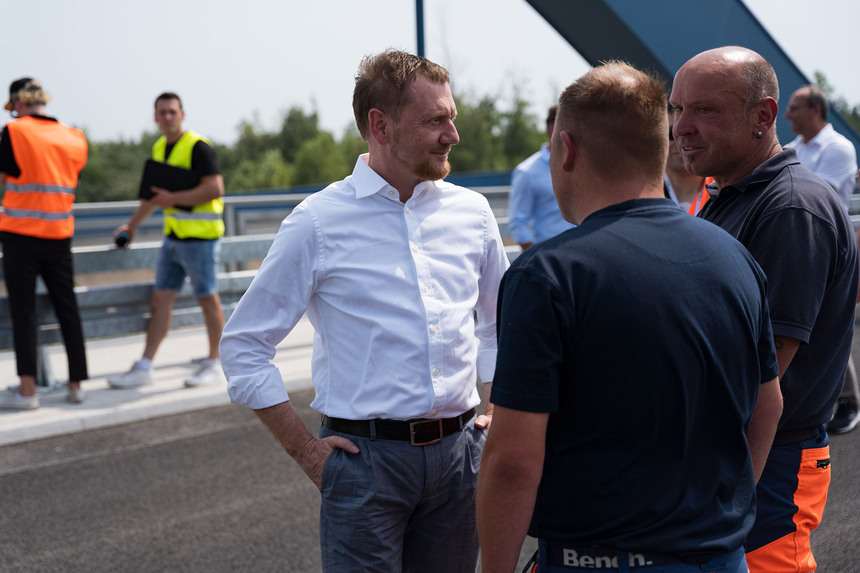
top-left (671, 46), bottom-right (858, 573)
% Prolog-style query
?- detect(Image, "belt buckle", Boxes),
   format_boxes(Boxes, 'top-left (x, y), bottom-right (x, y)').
top-left (410, 419), bottom-right (443, 446)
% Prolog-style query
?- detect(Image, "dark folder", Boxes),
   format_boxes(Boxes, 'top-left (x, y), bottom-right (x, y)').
top-left (138, 159), bottom-right (200, 200)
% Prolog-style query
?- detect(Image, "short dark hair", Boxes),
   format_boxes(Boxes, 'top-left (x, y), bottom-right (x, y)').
top-left (154, 92), bottom-right (183, 110)
top-left (352, 49), bottom-right (450, 140)
top-left (803, 85), bottom-right (830, 121)
top-left (546, 104), bottom-right (558, 126)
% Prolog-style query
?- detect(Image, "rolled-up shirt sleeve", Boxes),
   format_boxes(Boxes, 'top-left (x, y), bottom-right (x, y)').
top-left (221, 206), bottom-right (318, 409)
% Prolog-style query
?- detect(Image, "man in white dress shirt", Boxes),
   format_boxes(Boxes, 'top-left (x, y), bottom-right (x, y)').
top-left (785, 84), bottom-right (860, 434)
top-left (220, 49), bottom-right (508, 572)
top-left (785, 85), bottom-right (858, 211)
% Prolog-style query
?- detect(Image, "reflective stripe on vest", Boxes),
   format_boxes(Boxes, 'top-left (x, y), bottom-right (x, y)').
top-left (0, 116), bottom-right (87, 239)
top-left (152, 131), bottom-right (224, 240)
top-left (5, 182), bottom-right (76, 195)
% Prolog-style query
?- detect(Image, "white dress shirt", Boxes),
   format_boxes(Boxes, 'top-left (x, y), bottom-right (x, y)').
top-left (786, 123), bottom-right (858, 211)
top-left (221, 154), bottom-right (509, 420)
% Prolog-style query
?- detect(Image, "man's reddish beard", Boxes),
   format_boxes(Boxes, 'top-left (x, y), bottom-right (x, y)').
top-left (414, 157), bottom-right (452, 181)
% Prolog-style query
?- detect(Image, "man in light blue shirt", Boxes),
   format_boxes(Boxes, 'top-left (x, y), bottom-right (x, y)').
top-left (508, 104), bottom-right (575, 249)
top-left (220, 49), bottom-right (508, 572)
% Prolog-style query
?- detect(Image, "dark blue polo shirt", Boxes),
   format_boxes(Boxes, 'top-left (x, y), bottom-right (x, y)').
top-left (699, 149), bottom-right (859, 443)
top-left (492, 199), bottom-right (778, 561)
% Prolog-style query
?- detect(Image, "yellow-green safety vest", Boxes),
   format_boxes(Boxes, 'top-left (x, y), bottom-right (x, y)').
top-left (152, 131), bottom-right (224, 239)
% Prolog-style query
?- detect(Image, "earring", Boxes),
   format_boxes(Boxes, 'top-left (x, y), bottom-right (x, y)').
top-left (756, 131), bottom-right (763, 139)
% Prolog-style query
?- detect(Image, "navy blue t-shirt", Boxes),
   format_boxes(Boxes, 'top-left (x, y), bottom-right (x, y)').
top-left (699, 150), bottom-right (858, 442)
top-left (492, 199), bottom-right (778, 560)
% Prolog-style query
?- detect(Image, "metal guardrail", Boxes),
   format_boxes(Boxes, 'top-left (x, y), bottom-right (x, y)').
top-left (68, 186), bottom-right (513, 246)
top-left (0, 235), bottom-right (278, 350)
top-left (0, 185), bottom-right (518, 357)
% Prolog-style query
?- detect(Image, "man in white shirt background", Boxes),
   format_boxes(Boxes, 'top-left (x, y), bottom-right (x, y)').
top-left (507, 104), bottom-right (574, 250)
top-left (220, 49), bottom-right (508, 572)
top-left (785, 84), bottom-right (860, 434)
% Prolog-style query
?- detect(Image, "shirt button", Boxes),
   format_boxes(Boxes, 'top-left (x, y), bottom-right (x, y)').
top-left (430, 325), bottom-right (438, 333)
top-left (406, 207), bottom-right (411, 213)
top-left (423, 285), bottom-right (429, 293)
top-left (388, 189), bottom-right (396, 196)
top-left (433, 368), bottom-right (440, 376)
top-left (412, 245), bottom-right (419, 252)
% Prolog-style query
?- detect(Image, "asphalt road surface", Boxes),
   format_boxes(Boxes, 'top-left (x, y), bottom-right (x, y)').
top-left (2, 385), bottom-right (858, 572)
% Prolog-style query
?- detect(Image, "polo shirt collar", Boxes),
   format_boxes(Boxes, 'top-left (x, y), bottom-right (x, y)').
top-left (720, 148), bottom-right (799, 195)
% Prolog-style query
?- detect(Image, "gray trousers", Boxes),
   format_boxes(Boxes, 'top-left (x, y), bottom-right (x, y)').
top-left (319, 420), bottom-right (485, 573)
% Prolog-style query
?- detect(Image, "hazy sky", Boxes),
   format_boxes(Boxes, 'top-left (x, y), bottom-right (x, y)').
top-left (3, 0), bottom-right (857, 145)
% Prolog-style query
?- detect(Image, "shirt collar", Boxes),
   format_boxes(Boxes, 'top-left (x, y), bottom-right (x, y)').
top-left (720, 148), bottom-right (800, 195)
top-left (807, 123), bottom-right (835, 147)
top-left (350, 153), bottom-right (441, 201)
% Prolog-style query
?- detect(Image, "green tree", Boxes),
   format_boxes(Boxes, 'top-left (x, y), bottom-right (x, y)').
top-left (338, 127), bottom-right (368, 168)
top-left (225, 149), bottom-right (294, 193)
top-left (449, 93), bottom-right (506, 173)
top-left (500, 93), bottom-right (546, 166)
top-left (278, 107), bottom-right (321, 163)
top-left (292, 132), bottom-right (353, 185)
top-left (76, 131), bottom-right (159, 202)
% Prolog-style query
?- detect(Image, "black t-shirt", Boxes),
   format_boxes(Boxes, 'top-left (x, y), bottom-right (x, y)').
top-left (0, 115), bottom-right (61, 177)
top-left (163, 138), bottom-right (221, 178)
top-left (492, 199), bottom-right (778, 560)
top-left (699, 149), bottom-right (859, 441)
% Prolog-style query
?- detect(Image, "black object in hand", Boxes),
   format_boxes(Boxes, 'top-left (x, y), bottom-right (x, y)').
top-left (115, 232), bottom-right (130, 248)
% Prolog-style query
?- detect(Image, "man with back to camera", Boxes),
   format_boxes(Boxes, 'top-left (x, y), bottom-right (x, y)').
top-left (477, 61), bottom-right (782, 573)
top-left (507, 104), bottom-right (574, 250)
top-left (108, 92), bottom-right (226, 389)
top-left (0, 77), bottom-right (89, 409)
top-left (219, 49), bottom-right (508, 572)
top-left (671, 46), bottom-right (858, 572)
top-left (784, 84), bottom-right (860, 434)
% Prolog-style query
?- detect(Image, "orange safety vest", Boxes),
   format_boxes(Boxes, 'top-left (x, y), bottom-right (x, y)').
top-left (686, 177), bottom-right (715, 216)
top-left (1, 116), bottom-right (87, 239)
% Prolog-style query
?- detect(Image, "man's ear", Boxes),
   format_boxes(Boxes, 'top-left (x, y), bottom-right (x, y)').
top-left (560, 130), bottom-right (577, 172)
top-left (754, 97), bottom-right (779, 135)
top-left (368, 108), bottom-right (389, 145)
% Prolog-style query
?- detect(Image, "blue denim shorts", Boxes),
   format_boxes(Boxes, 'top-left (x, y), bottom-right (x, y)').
top-left (154, 237), bottom-right (220, 298)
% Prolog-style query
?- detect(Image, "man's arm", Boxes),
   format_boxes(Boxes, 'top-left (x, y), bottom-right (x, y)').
top-left (507, 169), bottom-right (536, 248)
top-left (477, 405), bottom-right (548, 572)
top-left (255, 401), bottom-right (359, 490)
top-left (149, 173), bottom-right (224, 209)
top-left (774, 335), bottom-right (801, 378)
top-left (747, 377), bottom-right (783, 482)
top-left (813, 142), bottom-right (857, 193)
top-left (114, 200), bottom-right (158, 244)
top-left (475, 382), bottom-right (493, 429)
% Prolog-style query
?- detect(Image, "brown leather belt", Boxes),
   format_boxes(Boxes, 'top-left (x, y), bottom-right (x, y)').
top-left (322, 408), bottom-right (476, 446)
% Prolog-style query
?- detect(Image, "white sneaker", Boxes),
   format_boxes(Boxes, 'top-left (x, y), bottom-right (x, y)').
top-left (185, 360), bottom-right (223, 387)
top-left (66, 388), bottom-right (86, 404)
top-left (0, 392), bottom-right (40, 410)
top-left (108, 366), bottom-right (153, 389)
